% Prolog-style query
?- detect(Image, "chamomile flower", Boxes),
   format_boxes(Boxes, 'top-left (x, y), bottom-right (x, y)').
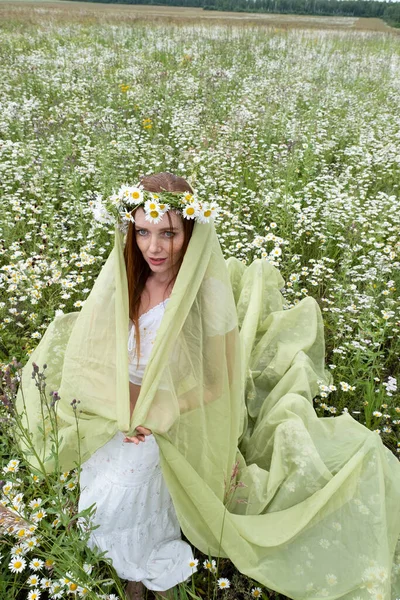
top-left (144, 201), bottom-right (163, 224)
top-left (49, 582), bottom-right (63, 599)
top-left (182, 203), bottom-right (199, 220)
top-left (27, 574), bottom-right (40, 586)
top-left (78, 585), bottom-right (90, 596)
top-left (125, 186), bottom-right (143, 206)
top-left (14, 527), bottom-right (30, 539)
top-left (251, 589), bottom-right (263, 598)
top-left (182, 192), bottom-right (195, 204)
top-left (203, 559), bottom-right (217, 572)
top-left (188, 558), bottom-right (199, 569)
top-left (197, 202), bottom-right (215, 223)
top-left (91, 201), bottom-right (113, 225)
top-left (270, 246), bottom-right (282, 258)
top-left (28, 498), bottom-right (43, 510)
top-left (40, 578), bottom-right (52, 589)
top-left (217, 578), bottom-right (230, 589)
top-left (121, 211), bottom-right (134, 224)
top-left (76, 564), bottom-right (90, 578)
top-left (66, 581), bottom-right (79, 593)
top-left (2, 481), bottom-right (13, 495)
top-left (32, 509), bottom-right (47, 523)
top-left (27, 590), bottom-right (41, 600)
top-left (9, 556), bottom-right (26, 573)
top-left (11, 543), bottom-right (27, 556)
top-left (23, 536), bottom-right (39, 550)
top-left (3, 459), bottom-right (20, 473)
top-left (30, 557), bottom-right (44, 571)
top-left (64, 480), bottom-right (77, 491)
top-left (11, 492), bottom-right (25, 509)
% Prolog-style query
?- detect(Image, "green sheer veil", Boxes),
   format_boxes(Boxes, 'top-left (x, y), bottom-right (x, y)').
top-left (17, 221), bottom-right (400, 600)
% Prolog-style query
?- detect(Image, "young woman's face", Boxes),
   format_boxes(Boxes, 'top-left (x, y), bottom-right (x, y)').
top-left (134, 208), bottom-right (186, 278)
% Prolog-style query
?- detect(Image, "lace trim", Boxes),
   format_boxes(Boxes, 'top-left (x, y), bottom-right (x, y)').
top-left (128, 299), bottom-right (170, 353)
top-left (139, 298), bottom-right (170, 322)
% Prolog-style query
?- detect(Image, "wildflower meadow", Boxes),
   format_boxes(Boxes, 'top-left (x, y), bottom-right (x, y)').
top-left (0, 6), bottom-right (399, 599)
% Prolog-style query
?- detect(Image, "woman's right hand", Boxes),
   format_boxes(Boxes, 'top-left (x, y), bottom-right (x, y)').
top-left (123, 425), bottom-right (152, 445)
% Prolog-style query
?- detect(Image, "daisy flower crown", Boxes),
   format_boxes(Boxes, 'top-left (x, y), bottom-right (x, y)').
top-left (91, 183), bottom-right (220, 232)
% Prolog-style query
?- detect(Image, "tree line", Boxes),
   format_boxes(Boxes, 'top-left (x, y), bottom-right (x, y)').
top-left (69, 0), bottom-right (400, 27)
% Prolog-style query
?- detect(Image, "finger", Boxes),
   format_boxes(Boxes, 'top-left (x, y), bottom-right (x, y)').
top-left (123, 436), bottom-right (139, 444)
top-left (136, 426), bottom-right (152, 435)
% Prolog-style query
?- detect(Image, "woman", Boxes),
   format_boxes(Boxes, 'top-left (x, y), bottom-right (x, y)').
top-left (17, 172), bottom-right (400, 600)
top-left (79, 173), bottom-right (198, 600)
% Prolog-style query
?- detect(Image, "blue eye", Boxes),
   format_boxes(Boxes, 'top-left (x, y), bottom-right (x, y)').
top-left (136, 229), bottom-right (147, 236)
top-left (164, 231), bottom-right (175, 238)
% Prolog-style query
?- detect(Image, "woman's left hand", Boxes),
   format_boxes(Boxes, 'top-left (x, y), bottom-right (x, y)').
top-left (123, 426), bottom-right (152, 444)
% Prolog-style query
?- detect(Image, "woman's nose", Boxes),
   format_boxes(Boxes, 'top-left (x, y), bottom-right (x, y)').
top-left (149, 235), bottom-right (161, 253)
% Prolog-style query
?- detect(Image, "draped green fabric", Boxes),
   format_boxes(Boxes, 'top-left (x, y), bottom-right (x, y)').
top-left (17, 222), bottom-right (400, 600)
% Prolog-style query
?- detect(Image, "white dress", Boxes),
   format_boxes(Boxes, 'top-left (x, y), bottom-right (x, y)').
top-left (78, 299), bottom-right (194, 591)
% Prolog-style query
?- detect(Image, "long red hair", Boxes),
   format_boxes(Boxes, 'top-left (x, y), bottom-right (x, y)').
top-left (123, 172), bottom-right (195, 363)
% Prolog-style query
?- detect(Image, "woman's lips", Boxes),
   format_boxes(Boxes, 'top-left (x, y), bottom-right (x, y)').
top-left (149, 257), bottom-right (167, 265)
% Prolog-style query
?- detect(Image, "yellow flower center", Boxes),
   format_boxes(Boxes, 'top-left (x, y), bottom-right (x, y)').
top-left (149, 203), bottom-right (157, 210)
top-left (150, 210), bottom-right (159, 219)
top-left (132, 191), bottom-right (140, 199)
top-left (204, 210), bottom-right (212, 218)
top-left (186, 207), bottom-right (195, 216)
top-left (69, 583), bottom-right (78, 591)
top-left (14, 561), bottom-right (22, 569)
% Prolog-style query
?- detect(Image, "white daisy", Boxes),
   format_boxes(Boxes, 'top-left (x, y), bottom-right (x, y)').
top-left (270, 246), bottom-right (282, 258)
top-left (121, 211), bottom-right (134, 224)
top-left (78, 585), bottom-right (90, 597)
top-left (27, 574), bottom-right (40, 586)
top-left (2, 482), bottom-right (13, 495)
top-left (27, 590), bottom-right (41, 600)
top-left (49, 582), bottom-right (63, 599)
top-left (29, 557), bottom-right (44, 571)
top-left (203, 559), bottom-right (217, 572)
top-left (144, 202), bottom-right (164, 224)
top-left (182, 192), bottom-right (195, 204)
top-left (24, 536), bottom-right (39, 550)
top-left (217, 578), bottom-right (230, 589)
top-left (182, 203), bottom-right (199, 220)
top-left (8, 556), bottom-right (26, 573)
top-left (32, 510), bottom-right (46, 523)
top-left (83, 563), bottom-right (93, 575)
top-left (197, 202), bottom-right (214, 224)
top-left (188, 558), bottom-right (198, 569)
top-left (11, 543), bottom-right (27, 556)
top-left (91, 200), bottom-right (113, 225)
top-left (125, 186), bottom-right (143, 205)
top-left (40, 578), bottom-right (52, 589)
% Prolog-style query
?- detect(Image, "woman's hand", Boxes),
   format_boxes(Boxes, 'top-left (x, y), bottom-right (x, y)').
top-left (123, 426), bottom-right (152, 445)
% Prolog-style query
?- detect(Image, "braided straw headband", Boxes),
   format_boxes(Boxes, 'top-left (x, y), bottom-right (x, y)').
top-left (90, 184), bottom-right (221, 232)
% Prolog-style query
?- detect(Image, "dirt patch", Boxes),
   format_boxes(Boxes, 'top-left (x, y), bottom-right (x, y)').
top-left (0, 0), bottom-right (398, 33)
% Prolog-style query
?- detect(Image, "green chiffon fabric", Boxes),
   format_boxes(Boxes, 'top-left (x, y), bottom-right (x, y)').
top-left (17, 222), bottom-right (400, 600)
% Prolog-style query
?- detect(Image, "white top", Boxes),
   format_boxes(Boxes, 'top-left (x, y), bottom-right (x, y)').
top-left (128, 299), bottom-right (170, 386)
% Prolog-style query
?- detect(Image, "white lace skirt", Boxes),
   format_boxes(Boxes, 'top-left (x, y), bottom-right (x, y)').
top-left (78, 431), bottom-right (194, 591)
